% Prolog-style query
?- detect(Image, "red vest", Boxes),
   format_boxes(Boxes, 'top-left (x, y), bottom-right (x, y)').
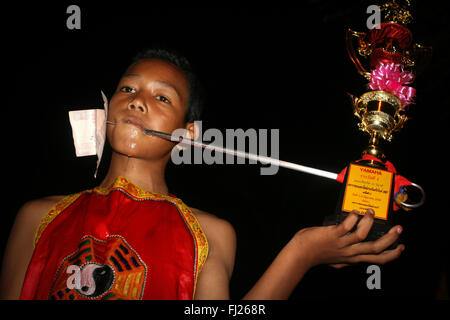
top-left (20, 176), bottom-right (208, 300)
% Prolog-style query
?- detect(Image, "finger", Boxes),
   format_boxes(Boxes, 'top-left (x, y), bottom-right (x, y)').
top-left (340, 209), bottom-right (375, 246)
top-left (345, 225), bottom-right (403, 256)
top-left (330, 263), bottom-right (350, 269)
top-left (345, 244), bottom-right (405, 265)
top-left (336, 210), bottom-right (360, 236)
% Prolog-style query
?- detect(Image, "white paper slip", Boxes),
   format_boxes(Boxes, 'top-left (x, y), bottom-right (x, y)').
top-left (68, 91), bottom-right (109, 178)
top-left (69, 109), bottom-right (105, 157)
top-left (95, 91), bottom-right (109, 177)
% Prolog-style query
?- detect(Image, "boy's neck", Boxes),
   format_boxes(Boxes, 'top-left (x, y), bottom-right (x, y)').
top-left (100, 151), bottom-right (169, 195)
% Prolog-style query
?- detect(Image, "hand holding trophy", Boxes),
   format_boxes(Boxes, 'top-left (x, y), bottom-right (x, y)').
top-left (331, 0), bottom-right (429, 244)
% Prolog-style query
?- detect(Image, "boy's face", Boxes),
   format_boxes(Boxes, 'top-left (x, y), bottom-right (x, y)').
top-left (107, 59), bottom-right (190, 161)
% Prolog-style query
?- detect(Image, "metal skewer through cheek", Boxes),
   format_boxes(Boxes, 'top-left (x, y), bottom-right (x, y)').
top-left (106, 121), bottom-right (424, 208)
top-left (136, 125), bottom-right (424, 208)
top-left (142, 128), bottom-right (339, 180)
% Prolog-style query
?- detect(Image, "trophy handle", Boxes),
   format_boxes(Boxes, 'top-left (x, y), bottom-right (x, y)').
top-left (392, 113), bottom-right (408, 133)
top-left (397, 182), bottom-right (426, 209)
top-left (347, 93), bottom-right (364, 119)
top-left (408, 43), bottom-right (433, 75)
top-left (346, 29), bottom-right (372, 80)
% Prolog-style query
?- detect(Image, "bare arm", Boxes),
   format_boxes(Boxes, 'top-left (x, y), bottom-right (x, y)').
top-left (0, 197), bottom-right (62, 299)
top-left (242, 235), bottom-right (310, 300)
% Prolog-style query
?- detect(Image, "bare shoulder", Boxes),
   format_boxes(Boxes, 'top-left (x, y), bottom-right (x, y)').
top-left (189, 207), bottom-right (237, 270)
top-left (18, 195), bottom-right (65, 226)
top-left (13, 195), bottom-right (66, 244)
top-left (0, 195), bottom-right (66, 299)
top-left (189, 207), bottom-right (236, 242)
top-left (21, 195), bottom-right (65, 212)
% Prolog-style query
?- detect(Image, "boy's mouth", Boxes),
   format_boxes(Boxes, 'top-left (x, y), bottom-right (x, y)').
top-left (121, 117), bottom-right (145, 131)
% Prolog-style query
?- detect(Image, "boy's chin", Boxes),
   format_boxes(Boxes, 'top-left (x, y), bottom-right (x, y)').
top-left (112, 145), bottom-right (147, 158)
top-left (113, 148), bottom-right (143, 158)
top-left (111, 145), bottom-right (171, 162)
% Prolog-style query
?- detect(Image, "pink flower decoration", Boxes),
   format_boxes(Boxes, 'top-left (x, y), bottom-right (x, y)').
top-left (369, 62), bottom-right (416, 108)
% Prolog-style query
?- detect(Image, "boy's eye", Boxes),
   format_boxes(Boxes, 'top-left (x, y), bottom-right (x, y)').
top-left (156, 95), bottom-right (171, 104)
top-left (120, 86), bottom-right (135, 93)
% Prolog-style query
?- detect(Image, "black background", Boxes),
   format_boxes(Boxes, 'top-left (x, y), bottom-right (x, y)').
top-left (1, 1), bottom-right (449, 300)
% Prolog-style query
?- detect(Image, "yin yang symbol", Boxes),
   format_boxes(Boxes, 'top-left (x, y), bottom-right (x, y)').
top-left (76, 263), bottom-right (115, 298)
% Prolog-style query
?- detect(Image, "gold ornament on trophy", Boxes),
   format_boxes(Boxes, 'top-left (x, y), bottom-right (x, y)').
top-left (346, 0), bottom-right (432, 160)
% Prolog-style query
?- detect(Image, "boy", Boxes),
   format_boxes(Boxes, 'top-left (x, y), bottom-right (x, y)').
top-left (0, 48), bottom-right (404, 300)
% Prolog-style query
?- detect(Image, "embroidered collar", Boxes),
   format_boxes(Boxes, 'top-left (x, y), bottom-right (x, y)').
top-left (94, 176), bottom-right (180, 203)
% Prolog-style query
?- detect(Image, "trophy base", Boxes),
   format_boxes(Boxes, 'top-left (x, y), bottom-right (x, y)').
top-left (324, 160), bottom-right (399, 249)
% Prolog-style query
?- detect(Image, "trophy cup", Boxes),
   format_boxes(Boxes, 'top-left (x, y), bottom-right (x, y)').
top-left (333, 0), bottom-right (429, 242)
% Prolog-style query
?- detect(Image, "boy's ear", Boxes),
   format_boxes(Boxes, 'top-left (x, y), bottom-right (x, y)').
top-left (175, 122), bottom-right (199, 151)
top-left (184, 121), bottom-right (200, 140)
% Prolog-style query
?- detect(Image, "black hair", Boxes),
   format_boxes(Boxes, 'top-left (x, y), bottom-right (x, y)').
top-left (131, 48), bottom-right (204, 123)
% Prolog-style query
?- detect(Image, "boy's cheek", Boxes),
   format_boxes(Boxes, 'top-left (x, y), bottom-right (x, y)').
top-left (108, 96), bottom-right (128, 116)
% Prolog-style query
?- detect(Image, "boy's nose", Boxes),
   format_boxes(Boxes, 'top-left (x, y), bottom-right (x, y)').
top-left (127, 103), bottom-right (146, 113)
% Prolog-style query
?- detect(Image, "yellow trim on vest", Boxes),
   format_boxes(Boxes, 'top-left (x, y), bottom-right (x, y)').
top-left (34, 192), bottom-right (85, 248)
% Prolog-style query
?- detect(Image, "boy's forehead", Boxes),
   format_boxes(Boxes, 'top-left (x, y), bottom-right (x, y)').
top-left (125, 59), bottom-right (187, 85)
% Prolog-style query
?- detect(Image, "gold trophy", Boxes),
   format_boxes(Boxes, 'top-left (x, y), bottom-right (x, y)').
top-left (332, 0), bottom-right (428, 242)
